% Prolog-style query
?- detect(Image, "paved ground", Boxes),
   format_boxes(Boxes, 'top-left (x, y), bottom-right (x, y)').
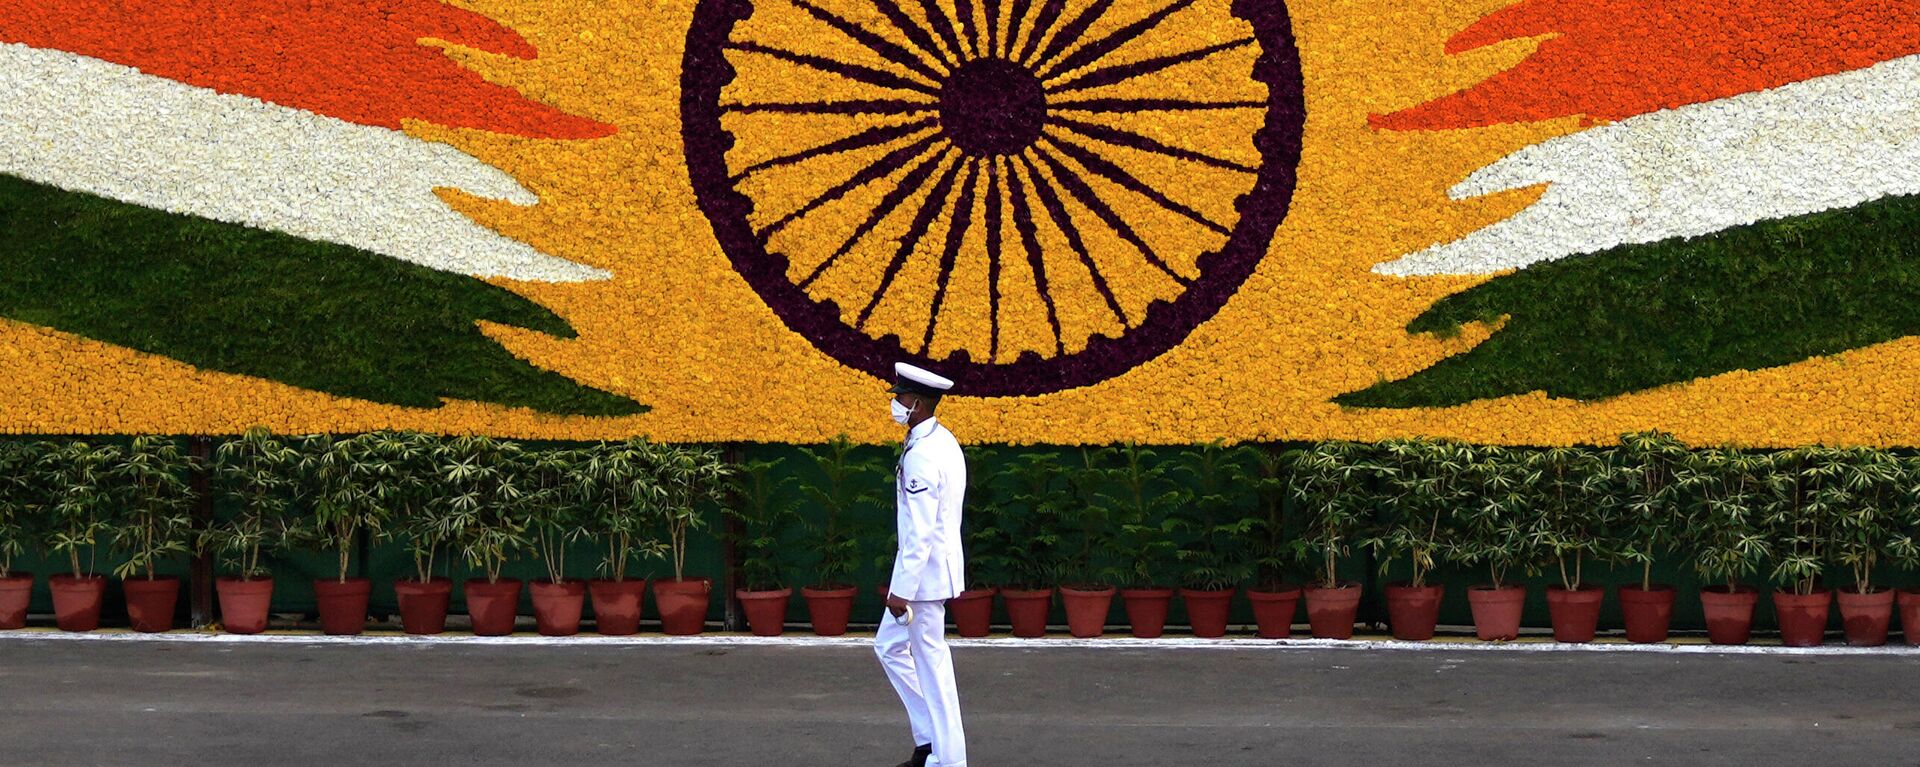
top-left (2, 638), bottom-right (1919, 766)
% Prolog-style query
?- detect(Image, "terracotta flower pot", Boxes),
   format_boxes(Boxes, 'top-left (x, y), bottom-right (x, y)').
top-left (802, 585), bottom-right (858, 636)
top-left (215, 576), bottom-right (274, 635)
top-left (1304, 582), bottom-right (1362, 640)
top-left (1247, 586), bottom-right (1302, 639)
top-left (1545, 584), bottom-right (1604, 643)
top-left (49, 574), bottom-right (105, 632)
top-left (1121, 587), bottom-right (1174, 638)
top-left (1901, 589), bottom-right (1920, 647)
top-left (589, 578), bottom-right (647, 636)
top-left (394, 577), bottom-right (453, 635)
top-left (1181, 587), bottom-right (1236, 638)
top-left (1617, 584), bottom-right (1675, 644)
top-left (1772, 588), bottom-right (1832, 648)
top-left (950, 587), bottom-right (996, 637)
top-left (1061, 586), bottom-right (1116, 638)
top-left (1699, 585), bottom-right (1758, 645)
top-left (653, 577), bottom-right (712, 635)
top-left (1466, 584), bottom-right (1525, 641)
top-left (0, 572), bottom-right (32, 630)
top-left (1384, 582), bottom-right (1443, 641)
top-left (465, 578), bottom-right (523, 636)
top-left (313, 577), bottom-right (371, 636)
top-left (531, 579), bottom-right (586, 637)
top-left (1001, 587), bottom-right (1053, 638)
top-left (123, 576), bottom-right (181, 633)
top-left (736, 588), bottom-right (792, 637)
top-left (1837, 587), bottom-right (1893, 647)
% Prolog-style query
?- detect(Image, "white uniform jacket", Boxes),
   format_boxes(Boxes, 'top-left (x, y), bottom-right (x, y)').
top-left (890, 417), bottom-right (967, 602)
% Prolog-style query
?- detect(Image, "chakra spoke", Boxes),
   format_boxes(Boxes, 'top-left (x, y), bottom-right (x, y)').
top-left (799, 146), bottom-right (955, 289)
top-left (728, 42), bottom-right (942, 95)
top-left (982, 0), bottom-right (1003, 58)
top-left (1032, 144), bottom-right (1192, 285)
top-left (911, 0), bottom-right (971, 64)
top-left (758, 133), bottom-right (942, 239)
top-left (1015, 0), bottom-right (1068, 65)
top-left (857, 155), bottom-right (969, 329)
top-left (1018, 154), bottom-right (1132, 326)
top-left (788, 0), bottom-right (950, 82)
top-left (1042, 133), bottom-right (1229, 235)
top-left (1005, 0), bottom-right (1037, 62)
top-left (871, 0), bottom-right (959, 69)
top-left (1048, 37), bottom-right (1252, 93)
top-left (725, 98), bottom-right (938, 115)
top-left (1049, 97), bottom-right (1266, 112)
top-left (1004, 156), bottom-right (1068, 354)
top-left (1028, 0), bottom-right (1113, 72)
top-left (733, 117), bottom-right (936, 183)
top-left (1048, 115), bottom-right (1256, 174)
top-left (954, 0), bottom-right (983, 59)
top-left (921, 162), bottom-right (982, 353)
top-left (1038, 0), bottom-right (1197, 80)
top-left (983, 160), bottom-right (1006, 359)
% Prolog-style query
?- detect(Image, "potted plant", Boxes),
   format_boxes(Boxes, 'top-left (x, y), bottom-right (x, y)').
top-left (1528, 446), bottom-right (1613, 643)
top-left (1763, 447), bottom-right (1831, 647)
top-left (206, 428), bottom-right (301, 634)
top-left (1059, 447), bottom-right (1122, 638)
top-left (651, 444), bottom-right (731, 635)
top-left (1817, 447), bottom-right (1903, 646)
top-left (370, 432), bottom-right (456, 634)
top-left (579, 439), bottom-right (668, 635)
top-left (1895, 456), bottom-right (1920, 647)
top-left (1676, 445), bottom-right (1771, 645)
top-left (728, 456), bottom-right (801, 637)
top-left (440, 435), bottom-right (535, 636)
top-left (1611, 432), bottom-right (1687, 643)
top-left (998, 452), bottom-right (1071, 638)
top-left (523, 446), bottom-right (592, 637)
top-left (41, 440), bottom-right (120, 632)
top-left (1293, 441), bottom-right (1378, 639)
top-left (1450, 444), bottom-right (1533, 641)
top-left (1170, 442), bottom-right (1258, 638)
top-left (0, 441), bottom-right (39, 630)
top-left (1369, 439), bottom-right (1457, 641)
top-left (797, 436), bottom-right (882, 636)
top-left (1100, 444), bottom-right (1182, 638)
top-left (301, 433), bottom-right (404, 635)
top-left (1247, 445), bottom-right (1306, 639)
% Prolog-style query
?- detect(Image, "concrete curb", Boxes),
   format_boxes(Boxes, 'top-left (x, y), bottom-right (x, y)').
top-left (4, 627), bottom-right (1919, 657)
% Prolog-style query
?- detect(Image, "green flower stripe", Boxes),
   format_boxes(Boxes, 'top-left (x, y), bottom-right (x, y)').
top-left (1341, 193), bottom-right (1920, 409)
top-left (0, 173), bottom-right (643, 416)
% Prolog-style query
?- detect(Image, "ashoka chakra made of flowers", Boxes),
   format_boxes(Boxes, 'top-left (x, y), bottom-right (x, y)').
top-left (682, 0), bottom-right (1304, 395)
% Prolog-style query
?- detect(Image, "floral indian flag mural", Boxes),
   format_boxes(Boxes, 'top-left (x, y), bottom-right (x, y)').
top-left (2, 0), bottom-right (1920, 446)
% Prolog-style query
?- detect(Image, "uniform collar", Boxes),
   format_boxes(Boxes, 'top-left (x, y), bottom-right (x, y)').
top-left (905, 416), bottom-right (939, 445)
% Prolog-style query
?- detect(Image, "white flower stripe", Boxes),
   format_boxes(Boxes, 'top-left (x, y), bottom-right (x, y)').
top-left (0, 43), bottom-right (608, 284)
top-left (1376, 54), bottom-right (1920, 277)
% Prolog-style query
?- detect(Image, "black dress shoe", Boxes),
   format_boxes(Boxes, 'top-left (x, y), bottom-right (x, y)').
top-left (894, 744), bottom-right (932, 767)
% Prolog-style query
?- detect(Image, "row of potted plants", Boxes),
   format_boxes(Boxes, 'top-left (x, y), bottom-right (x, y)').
top-left (725, 435), bottom-right (1920, 646)
top-left (0, 431), bottom-right (733, 636)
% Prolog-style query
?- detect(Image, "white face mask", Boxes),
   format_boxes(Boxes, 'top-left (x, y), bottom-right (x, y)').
top-left (890, 397), bottom-right (915, 425)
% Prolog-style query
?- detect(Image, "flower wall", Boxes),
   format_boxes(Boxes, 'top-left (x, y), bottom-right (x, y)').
top-left (4, 0), bottom-right (1920, 446)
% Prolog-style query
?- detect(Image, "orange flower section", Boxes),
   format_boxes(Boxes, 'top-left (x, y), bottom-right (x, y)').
top-left (1372, 0), bottom-right (1920, 130)
top-left (0, 0), bottom-right (613, 138)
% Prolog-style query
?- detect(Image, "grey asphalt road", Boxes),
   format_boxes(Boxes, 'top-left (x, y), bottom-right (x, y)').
top-left (2, 639), bottom-right (1918, 766)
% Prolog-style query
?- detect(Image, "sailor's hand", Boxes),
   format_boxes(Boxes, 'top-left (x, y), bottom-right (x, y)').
top-left (885, 593), bottom-right (909, 618)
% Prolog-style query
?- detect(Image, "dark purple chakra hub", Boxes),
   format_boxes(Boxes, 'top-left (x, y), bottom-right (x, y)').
top-left (940, 58), bottom-right (1047, 156)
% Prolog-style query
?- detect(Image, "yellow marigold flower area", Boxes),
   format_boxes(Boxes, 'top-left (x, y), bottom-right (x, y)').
top-left (4, 0), bottom-right (1919, 446)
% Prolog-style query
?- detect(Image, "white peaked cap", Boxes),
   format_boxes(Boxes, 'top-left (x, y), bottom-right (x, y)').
top-left (892, 362), bottom-right (955, 394)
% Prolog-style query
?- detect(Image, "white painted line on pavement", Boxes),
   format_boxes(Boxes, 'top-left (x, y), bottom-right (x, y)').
top-left (3, 628), bottom-right (1920, 657)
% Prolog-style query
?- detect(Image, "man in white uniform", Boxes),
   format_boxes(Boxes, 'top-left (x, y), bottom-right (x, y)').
top-left (876, 362), bottom-right (968, 767)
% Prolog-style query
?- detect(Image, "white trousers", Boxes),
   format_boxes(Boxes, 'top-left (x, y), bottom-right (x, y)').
top-left (875, 600), bottom-right (967, 767)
